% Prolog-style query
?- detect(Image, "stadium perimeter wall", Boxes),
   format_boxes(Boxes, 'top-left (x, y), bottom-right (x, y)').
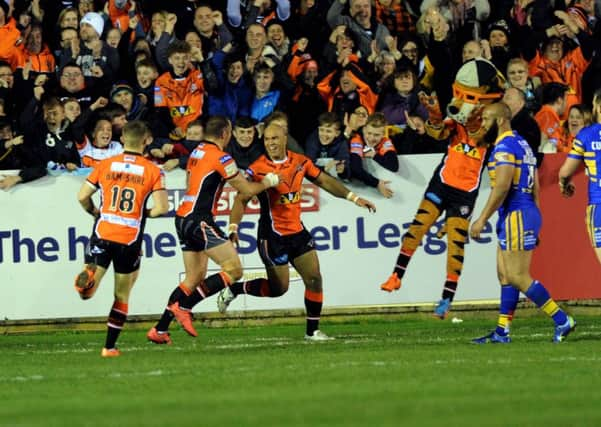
top-left (1, 153), bottom-right (598, 322)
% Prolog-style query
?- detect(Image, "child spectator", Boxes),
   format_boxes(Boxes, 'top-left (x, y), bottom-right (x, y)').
top-left (20, 92), bottom-right (80, 173)
top-left (134, 59), bottom-right (159, 107)
top-left (226, 116), bottom-right (264, 170)
top-left (305, 112), bottom-right (350, 179)
top-left (62, 98), bottom-right (81, 124)
top-left (72, 97), bottom-right (124, 167)
top-left (148, 120), bottom-right (203, 171)
top-left (251, 63), bottom-right (282, 123)
top-left (349, 112), bottom-right (396, 197)
top-left (153, 41), bottom-right (205, 141)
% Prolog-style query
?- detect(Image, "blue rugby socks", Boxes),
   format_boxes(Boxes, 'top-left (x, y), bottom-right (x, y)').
top-left (495, 285), bottom-right (520, 336)
top-left (524, 280), bottom-right (568, 326)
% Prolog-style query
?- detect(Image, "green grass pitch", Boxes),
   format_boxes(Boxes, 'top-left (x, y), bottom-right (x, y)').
top-left (2, 315), bottom-right (601, 427)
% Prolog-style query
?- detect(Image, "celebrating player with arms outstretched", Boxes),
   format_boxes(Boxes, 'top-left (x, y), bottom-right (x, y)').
top-left (217, 122), bottom-right (376, 340)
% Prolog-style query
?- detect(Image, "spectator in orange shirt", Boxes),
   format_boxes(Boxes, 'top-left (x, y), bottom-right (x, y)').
top-left (535, 82), bottom-right (568, 153)
top-left (0, 2), bottom-right (21, 70)
top-left (16, 23), bottom-right (55, 76)
top-left (153, 41), bottom-right (205, 141)
top-left (558, 104), bottom-right (592, 153)
top-left (525, 10), bottom-right (593, 119)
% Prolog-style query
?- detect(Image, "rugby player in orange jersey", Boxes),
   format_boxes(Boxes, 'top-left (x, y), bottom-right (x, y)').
top-left (147, 116), bottom-right (281, 344)
top-left (74, 121), bottom-right (169, 357)
top-left (217, 122), bottom-right (376, 340)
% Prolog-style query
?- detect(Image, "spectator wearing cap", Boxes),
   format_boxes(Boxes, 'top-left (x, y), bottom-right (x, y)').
top-left (0, 1), bottom-right (21, 70)
top-left (327, 0), bottom-right (391, 58)
top-left (110, 82), bottom-right (148, 121)
top-left (481, 19), bottom-right (516, 77)
top-left (60, 12), bottom-right (120, 85)
top-left (523, 8), bottom-right (594, 119)
top-left (286, 37), bottom-right (327, 144)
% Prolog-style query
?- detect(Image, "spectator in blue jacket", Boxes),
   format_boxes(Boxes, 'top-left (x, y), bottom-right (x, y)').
top-left (305, 112), bottom-right (350, 180)
top-left (251, 63), bottom-right (282, 123)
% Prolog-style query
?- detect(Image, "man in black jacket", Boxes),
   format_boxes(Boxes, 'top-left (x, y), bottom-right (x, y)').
top-left (503, 87), bottom-right (543, 166)
top-left (226, 116), bottom-right (264, 170)
top-left (0, 119), bottom-right (46, 190)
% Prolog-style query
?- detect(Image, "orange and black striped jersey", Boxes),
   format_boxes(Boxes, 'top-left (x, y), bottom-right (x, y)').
top-left (428, 120), bottom-right (487, 193)
top-left (247, 151), bottom-right (321, 236)
top-left (154, 69), bottom-right (204, 133)
top-left (86, 152), bottom-right (165, 245)
top-left (177, 141), bottom-right (239, 218)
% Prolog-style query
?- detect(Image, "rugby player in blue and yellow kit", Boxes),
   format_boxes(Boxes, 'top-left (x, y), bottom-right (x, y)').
top-left (559, 89), bottom-right (601, 265)
top-left (470, 102), bottom-right (575, 343)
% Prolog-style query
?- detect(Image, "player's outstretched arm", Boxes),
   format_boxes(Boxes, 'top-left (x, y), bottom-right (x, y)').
top-left (228, 171), bottom-right (280, 198)
top-left (314, 171), bottom-right (376, 212)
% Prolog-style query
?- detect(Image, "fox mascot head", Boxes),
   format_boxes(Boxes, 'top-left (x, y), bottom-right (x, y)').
top-left (447, 57), bottom-right (506, 125)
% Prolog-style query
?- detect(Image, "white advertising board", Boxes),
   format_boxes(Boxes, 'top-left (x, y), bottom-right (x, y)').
top-left (0, 154), bottom-right (499, 320)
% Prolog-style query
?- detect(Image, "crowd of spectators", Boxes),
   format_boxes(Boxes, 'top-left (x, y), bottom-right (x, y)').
top-left (0, 0), bottom-right (600, 191)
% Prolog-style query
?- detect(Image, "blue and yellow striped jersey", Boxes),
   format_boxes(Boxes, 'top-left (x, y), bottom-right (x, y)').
top-left (488, 130), bottom-right (537, 213)
top-left (568, 123), bottom-right (601, 204)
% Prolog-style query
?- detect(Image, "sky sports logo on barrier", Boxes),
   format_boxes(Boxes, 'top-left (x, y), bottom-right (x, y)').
top-left (0, 219), bottom-right (493, 264)
top-left (166, 184), bottom-right (321, 216)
